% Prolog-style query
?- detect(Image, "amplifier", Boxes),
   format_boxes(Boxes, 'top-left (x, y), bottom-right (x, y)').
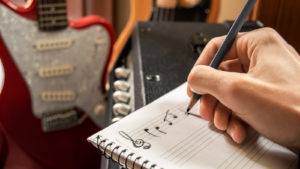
top-left (105, 21), bottom-right (263, 169)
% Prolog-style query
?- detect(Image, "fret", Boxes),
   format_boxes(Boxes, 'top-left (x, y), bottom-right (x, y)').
top-left (38, 9), bottom-right (67, 15)
top-left (38, 2), bottom-right (66, 8)
top-left (39, 21), bottom-right (68, 27)
top-left (37, 0), bottom-right (68, 31)
top-left (39, 16), bottom-right (67, 22)
top-left (39, 25), bottom-right (67, 31)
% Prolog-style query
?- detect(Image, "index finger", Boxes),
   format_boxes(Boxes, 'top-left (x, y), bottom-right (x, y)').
top-left (194, 33), bottom-right (245, 67)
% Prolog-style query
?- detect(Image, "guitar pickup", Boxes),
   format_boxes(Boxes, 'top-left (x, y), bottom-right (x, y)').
top-left (38, 64), bottom-right (74, 78)
top-left (34, 38), bottom-right (73, 51)
top-left (41, 90), bottom-right (76, 102)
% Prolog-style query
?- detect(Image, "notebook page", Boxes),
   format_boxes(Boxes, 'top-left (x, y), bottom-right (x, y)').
top-left (88, 82), bottom-right (298, 169)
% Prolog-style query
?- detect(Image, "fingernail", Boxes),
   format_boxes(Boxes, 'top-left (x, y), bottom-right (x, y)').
top-left (227, 127), bottom-right (237, 142)
top-left (227, 127), bottom-right (233, 137)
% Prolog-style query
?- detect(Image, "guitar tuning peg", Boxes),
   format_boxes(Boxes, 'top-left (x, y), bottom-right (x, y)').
top-left (114, 80), bottom-right (130, 92)
top-left (113, 103), bottom-right (131, 116)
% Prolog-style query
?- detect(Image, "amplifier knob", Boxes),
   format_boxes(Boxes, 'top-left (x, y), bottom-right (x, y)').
top-left (113, 91), bottom-right (130, 103)
top-left (114, 67), bottom-right (130, 79)
top-left (111, 116), bottom-right (123, 123)
top-left (114, 80), bottom-right (130, 91)
top-left (113, 103), bottom-right (131, 116)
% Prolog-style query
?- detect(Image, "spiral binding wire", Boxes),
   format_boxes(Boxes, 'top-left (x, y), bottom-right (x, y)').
top-left (125, 153), bottom-right (134, 168)
top-left (96, 135), bottom-right (160, 169)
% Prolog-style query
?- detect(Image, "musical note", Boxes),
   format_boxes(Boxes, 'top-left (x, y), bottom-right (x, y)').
top-left (163, 109), bottom-right (178, 125)
top-left (144, 128), bottom-right (159, 137)
top-left (155, 126), bottom-right (167, 134)
top-left (119, 131), bottom-right (151, 149)
top-left (177, 108), bottom-right (201, 118)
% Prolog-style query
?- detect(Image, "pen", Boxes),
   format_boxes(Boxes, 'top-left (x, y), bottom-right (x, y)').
top-left (186, 0), bottom-right (257, 113)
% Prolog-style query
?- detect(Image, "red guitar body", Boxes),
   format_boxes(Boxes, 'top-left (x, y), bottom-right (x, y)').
top-left (0, 0), bottom-right (114, 168)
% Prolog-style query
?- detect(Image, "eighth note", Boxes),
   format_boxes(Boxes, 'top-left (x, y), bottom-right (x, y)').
top-left (155, 126), bottom-right (166, 134)
top-left (163, 109), bottom-right (178, 125)
top-left (144, 128), bottom-right (159, 137)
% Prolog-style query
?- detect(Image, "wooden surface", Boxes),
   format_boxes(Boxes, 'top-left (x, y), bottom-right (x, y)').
top-left (85, 0), bottom-right (113, 23)
top-left (255, 0), bottom-right (300, 52)
top-left (108, 0), bottom-right (153, 77)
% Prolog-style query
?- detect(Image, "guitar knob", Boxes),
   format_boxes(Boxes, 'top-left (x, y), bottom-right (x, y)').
top-left (114, 80), bottom-right (130, 92)
top-left (114, 67), bottom-right (130, 79)
top-left (113, 103), bottom-right (131, 116)
top-left (113, 91), bottom-right (130, 103)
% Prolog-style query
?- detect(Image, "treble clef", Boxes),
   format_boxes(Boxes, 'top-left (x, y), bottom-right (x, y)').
top-left (119, 131), bottom-right (151, 149)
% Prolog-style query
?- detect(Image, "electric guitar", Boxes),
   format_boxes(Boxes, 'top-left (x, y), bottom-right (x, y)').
top-left (0, 0), bottom-right (114, 169)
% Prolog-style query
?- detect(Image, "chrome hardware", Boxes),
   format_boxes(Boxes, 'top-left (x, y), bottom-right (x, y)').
top-left (114, 67), bottom-right (130, 79)
top-left (111, 116), bottom-right (123, 123)
top-left (113, 103), bottom-right (131, 116)
top-left (146, 74), bottom-right (160, 82)
top-left (113, 91), bottom-right (130, 103)
top-left (113, 80), bottom-right (130, 92)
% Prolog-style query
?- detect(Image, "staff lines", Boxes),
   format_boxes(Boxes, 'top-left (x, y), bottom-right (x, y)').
top-left (160, 124), bottom-right (208, 159)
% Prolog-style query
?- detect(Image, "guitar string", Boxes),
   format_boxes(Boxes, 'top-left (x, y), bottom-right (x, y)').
top-left (154, 0), bottom-right (177, 22)
top-left (39, 0), bottom-right (67, 30)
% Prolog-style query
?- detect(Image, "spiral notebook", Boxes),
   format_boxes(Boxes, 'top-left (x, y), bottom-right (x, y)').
top-left (87, 82), bottom-right (298, 169)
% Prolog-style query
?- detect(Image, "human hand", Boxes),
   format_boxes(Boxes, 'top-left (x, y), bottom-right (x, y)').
top-left (187, 28), bottom-right (300, 153)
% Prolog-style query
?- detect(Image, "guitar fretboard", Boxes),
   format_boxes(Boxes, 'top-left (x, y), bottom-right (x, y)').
top-left (37, 0), bottom-right (68, 31)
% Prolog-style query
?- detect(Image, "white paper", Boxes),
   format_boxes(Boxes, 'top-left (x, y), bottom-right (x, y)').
top-left (88, 82), bottom-right (298, 169)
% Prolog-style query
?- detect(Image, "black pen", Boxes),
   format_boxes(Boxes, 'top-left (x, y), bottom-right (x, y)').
top-left (186, 0), bottom-right (257, 113)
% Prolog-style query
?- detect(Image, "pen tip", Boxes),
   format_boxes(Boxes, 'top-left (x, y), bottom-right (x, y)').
top-left (186, 108), bottom-right (190, 113)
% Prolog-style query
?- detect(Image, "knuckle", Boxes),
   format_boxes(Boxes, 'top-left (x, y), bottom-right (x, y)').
top-left (208, 36), bottom-right (225, 47)
top-left (187, 66), bottom-right (201, 86)
top-left (258, 27), bottom-right (280, 43)
top-left (261, 27), bottom-right (278, 36)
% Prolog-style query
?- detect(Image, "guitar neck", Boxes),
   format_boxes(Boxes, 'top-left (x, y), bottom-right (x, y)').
top-left (37, 0), bottom-right (68, 31)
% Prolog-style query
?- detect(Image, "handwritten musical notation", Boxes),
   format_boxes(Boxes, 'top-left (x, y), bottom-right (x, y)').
top-left (142, 109), bottom-right (187, 138)
top-left (163, 109), bottom-right (178, 125)
top-left (119, 104), bottom-right (199, 150)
